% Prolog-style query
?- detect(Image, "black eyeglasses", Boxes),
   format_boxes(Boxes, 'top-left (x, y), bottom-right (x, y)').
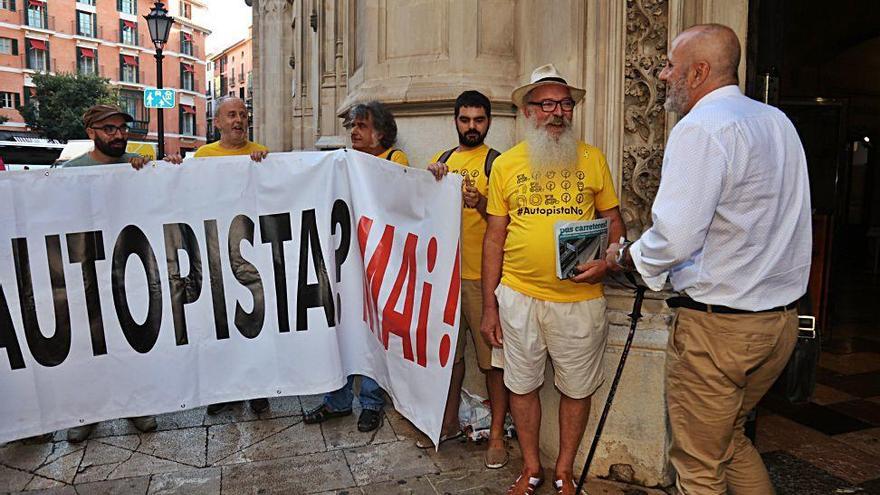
top-left (91, 124), bottom-right (130, 135)
top-left (527, 99), bottom-right (576, 113)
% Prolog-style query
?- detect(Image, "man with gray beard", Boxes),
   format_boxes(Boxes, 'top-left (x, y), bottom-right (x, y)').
top-left (481, 64), bottom-right (625, 495)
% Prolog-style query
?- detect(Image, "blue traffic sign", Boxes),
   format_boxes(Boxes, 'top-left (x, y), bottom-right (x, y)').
top-left (144, 88), bottom-right (176, 109)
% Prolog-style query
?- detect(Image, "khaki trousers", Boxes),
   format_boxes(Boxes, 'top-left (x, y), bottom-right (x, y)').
top-left (666, 307), bottom-right (798, 495)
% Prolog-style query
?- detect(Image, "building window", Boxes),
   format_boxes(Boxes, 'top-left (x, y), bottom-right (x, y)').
top-left (120, 54), bottom-right (138, 83)
top-left (76, 11), bottom-right (96, 38)
top-left (180, 32), bottom-right (193, 56)
top-left (25, 38), bottom-right (49, 71)
top-left (119, 20), bottom-right (138, 46)
top-left (1, 0), bottom-right (16, 11)
top-left (77, 47), bottom-right (97, 75)
top-left (26, 0), bottom-right (48, 29)
top-left (117, 0), bottom-right (135, 15)
top-left (178, 0), bottom-right (191, 19)
top-left (78, 0), bottom-right (96, 5)
top-left (179, 104), bottom-right (195, 136)
top-left (0, 92), bottom-right (20, 109)
top-left (118, 89), bottom-right (148, 132)
top-left (0, 37), bottom-right (18, 55)
top-left (180, 62), bottom-right (194, 91)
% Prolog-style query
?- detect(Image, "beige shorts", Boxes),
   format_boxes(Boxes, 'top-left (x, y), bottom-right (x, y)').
top-left (454, 279), bottom-right (494, 370)
top-left (495, 284), bottom-right (608, 399)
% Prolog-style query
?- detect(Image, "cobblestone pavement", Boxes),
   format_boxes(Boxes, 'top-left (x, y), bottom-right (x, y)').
top-left (0, 395), bottom-right (666, 495)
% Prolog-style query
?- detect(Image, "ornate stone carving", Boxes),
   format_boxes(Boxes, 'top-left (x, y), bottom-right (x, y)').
top-left (259, 0), bottom-right (291, 15)
top-left (622, 0), bottom-right (668, 238)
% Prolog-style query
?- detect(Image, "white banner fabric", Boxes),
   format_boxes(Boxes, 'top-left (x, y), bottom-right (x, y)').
top-left (0, 150), bottom-right (462, 444)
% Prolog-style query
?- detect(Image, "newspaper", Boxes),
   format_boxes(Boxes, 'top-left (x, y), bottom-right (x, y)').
top-left (555, 218), bottom-right (610, 279)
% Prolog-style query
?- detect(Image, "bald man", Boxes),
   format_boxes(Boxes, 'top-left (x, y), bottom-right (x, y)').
top-left (607, 24), bottom-right (811, 494)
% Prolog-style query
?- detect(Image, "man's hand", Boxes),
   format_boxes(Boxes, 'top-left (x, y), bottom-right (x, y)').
top-left (250, 150), bottom-right (269, 162)
top-left (128, 156), bottom-right (149, 170)
top-left (606, 242), bottom-right (625, 272)
top-left (570, 259), bottom-right (608, 284)
top-left (163, 153), bottom-right (184, 165)
top-left (480, 306), bottom-right (504, 348)
top-left (427, 162), bottom-right (449, 181)
top-left (463, 178), bottom-right (482, 208)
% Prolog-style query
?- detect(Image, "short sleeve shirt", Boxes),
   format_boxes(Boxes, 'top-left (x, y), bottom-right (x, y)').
top-left (62, 152), bottom-right (142, 167)
top-left (486, 140), bottom-right (619, 302)
top-left (377, 148), bottom-right (409, 166)
top-left (430, 144), bottom-right (491, 280)
top-left (193, 140), bottom-right (269, 157)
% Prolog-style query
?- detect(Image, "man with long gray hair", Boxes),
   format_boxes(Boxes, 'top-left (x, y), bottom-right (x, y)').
top-left (482, 64), bottom-right (625, 495)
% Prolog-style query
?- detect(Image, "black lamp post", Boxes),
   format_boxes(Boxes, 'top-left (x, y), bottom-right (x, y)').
top-left (145, 1), bottom-right (173, 158)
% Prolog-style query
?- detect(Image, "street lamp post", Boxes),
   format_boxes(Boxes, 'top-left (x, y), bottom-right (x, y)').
top-left (144, 2), bottom-right (173, 158)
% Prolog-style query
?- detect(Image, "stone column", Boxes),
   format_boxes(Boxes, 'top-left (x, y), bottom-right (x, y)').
top-left (338, 0), bottom-right (520, 168)
top-left (252, 0), bottom-right (294, 151)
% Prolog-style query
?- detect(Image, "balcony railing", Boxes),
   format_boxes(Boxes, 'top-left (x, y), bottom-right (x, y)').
top-left (115, 30), bottom-right (140, 47)
top-left (22, 54), bottom-right (55, 72)
top-left (71, 21), bottom-right (102, 39)
top-left (23, 10), bottom-right (54, 30)
top-left (129, 119), bottom-right (149, 135)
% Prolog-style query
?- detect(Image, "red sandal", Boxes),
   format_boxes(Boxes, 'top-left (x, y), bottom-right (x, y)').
top-left (507, 474), bottom-right (544, 495)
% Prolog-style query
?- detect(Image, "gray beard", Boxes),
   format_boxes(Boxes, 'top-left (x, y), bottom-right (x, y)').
top-left (524, 117), bottom-right (578, 169)
top-left (664, 76), bottom-right (689, 114)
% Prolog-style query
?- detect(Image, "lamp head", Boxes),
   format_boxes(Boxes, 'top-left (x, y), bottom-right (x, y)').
top-left (144, 1), bottom-right (173, 50)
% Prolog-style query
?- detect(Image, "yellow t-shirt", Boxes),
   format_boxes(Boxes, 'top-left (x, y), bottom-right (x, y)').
top-left (430, 144), bottom-right (492, 280)
top-left (193, 140), bottom-right (269, 158)
top-left (486, 140), bottom-right (619, 302)
top-left (377, 148), bottom-right (409, 166)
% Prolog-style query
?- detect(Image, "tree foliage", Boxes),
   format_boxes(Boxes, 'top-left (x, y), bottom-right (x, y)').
top-left (19, 73), bottom-right (117, 142)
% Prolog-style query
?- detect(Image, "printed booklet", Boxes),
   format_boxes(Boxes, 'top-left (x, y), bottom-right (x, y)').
top-left (555, 218), bottom-right (610, 279)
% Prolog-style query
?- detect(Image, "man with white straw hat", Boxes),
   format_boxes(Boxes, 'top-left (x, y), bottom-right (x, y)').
top-left (481, 64), bottom-right (625, 494)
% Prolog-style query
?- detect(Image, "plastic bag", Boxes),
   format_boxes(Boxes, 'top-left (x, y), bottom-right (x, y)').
top-left (458, 388), bottom-right (515, 442)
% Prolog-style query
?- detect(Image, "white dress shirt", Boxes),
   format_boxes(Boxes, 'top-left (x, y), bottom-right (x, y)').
top-left (630, 85), bottom-right (812, 311)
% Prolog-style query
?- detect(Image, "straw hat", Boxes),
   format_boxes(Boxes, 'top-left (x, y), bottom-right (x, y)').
top-left (511, 64), bottom-right (586, 109)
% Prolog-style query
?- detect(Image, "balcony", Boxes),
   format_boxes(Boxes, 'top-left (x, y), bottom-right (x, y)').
top-left (116, 30), bottom-right (140, 48)
top-left (22, 53), bottom-right (55, 73)
top-left (23, 9), bottom-right (54, 31)
top-left (129, 119), bottom-right (149, 135)
top-left (71, 21), bottom-right (102, 39)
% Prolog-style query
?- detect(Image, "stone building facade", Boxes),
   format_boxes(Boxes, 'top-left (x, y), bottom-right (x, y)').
top-left (252, 0), bottom-right (748, 487)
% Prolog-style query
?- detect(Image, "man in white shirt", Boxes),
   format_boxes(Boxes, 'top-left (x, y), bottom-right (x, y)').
top-left (607, 24), bottom-right (811, 494)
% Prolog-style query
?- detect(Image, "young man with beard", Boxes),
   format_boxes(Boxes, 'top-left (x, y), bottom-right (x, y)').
top-left (482, 65), bottom-right (625, 495)
top-left (194, 97), bottom-right (268, 161)
top-left (304, 100), bottom-right (407, 433)
top-left (607, 24), bottom-right (811, 495)
top-left (61, 104), bottom-right (168, 442)
top-left (64, 105), bottom-right (159, 169)
top-left (420, 90), bottom-right (509, 469)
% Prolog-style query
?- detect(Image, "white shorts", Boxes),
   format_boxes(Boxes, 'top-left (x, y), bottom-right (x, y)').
top-left (495, 284), bottom-right (608, 399)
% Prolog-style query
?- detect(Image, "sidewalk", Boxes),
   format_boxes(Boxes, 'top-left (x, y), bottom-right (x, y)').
top-left (0, 395), bottom-right (665, 494)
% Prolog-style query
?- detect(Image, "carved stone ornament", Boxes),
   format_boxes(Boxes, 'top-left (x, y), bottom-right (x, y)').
top-left (260, 0), bottom-right (292, 15)
top-left (622, 0), bottom-right (668, 238)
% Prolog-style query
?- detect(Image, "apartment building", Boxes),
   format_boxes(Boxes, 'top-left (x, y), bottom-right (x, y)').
top-left (0, 0), bottom-right (210, 156)
top-left (206, 28), bottom-right (251, 143)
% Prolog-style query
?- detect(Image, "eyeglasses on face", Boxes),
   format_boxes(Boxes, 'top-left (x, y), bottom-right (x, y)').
top-left (527, 99), bottom-right (576, 113)
top-left (91, 124), bottom-right (130, 135)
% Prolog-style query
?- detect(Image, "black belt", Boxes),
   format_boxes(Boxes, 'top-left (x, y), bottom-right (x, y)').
top-left (666, 296), bottom-right (797, 315)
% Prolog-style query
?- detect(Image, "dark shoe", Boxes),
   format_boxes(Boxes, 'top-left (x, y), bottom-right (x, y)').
top-left (67, 424), bottom-right (96, 443)
top-left (303, 404), bottom-right (352, 424)
top-left (129, 415), bottom-right (157, 433)
top-left (207, 402), bottom-right (233, 415)
top-left (357, 409), bottom-right (383, 432)
top-left (249, 398), bottom-right (270, 414)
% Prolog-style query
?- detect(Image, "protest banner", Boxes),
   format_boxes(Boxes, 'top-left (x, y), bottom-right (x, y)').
top-left (0, 150), bottom-right (461, 444)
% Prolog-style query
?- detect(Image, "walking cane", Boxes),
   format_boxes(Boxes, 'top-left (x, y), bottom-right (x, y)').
top-left (575, 272), bottom-right (646, 495)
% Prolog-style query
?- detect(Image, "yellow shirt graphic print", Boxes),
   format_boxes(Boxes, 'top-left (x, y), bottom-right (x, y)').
top-left (486, 140), bottom-right (619, 303)
top-left (430, 144), bottom-right (491, 280)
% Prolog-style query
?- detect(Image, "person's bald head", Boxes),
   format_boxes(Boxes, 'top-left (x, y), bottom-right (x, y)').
top-left (213, 96), bottom-right (249, 147)
top-left (660, 23), bottom-right (741, 114)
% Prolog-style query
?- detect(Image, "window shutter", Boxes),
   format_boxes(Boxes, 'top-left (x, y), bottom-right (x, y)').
top-left (117, 0), bottom-right (122, 11)
top-left (76, 12), bottom-right (80, 34)
top-left (10, 0), bottom-right (15, 11)
top-left (178, 107), bottom-right (183, 133)
top-left (13, 92), bottom-right (20, 109)
top-left (11, 39), bottom-right (18, 55)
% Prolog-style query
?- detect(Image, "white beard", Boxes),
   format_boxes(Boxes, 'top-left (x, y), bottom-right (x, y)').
top-left (524, 115), bottom-right (579, 169)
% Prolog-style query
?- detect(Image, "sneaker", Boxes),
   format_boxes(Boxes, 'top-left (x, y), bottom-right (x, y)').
top-left (357, 409), bottom-right (383, 432)
top-left (249, 398), bottom-right (270, 414)
top-left (67, 424), bottom-right (96, 443)
top-left (129, 416), bottom-right (157, 433)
